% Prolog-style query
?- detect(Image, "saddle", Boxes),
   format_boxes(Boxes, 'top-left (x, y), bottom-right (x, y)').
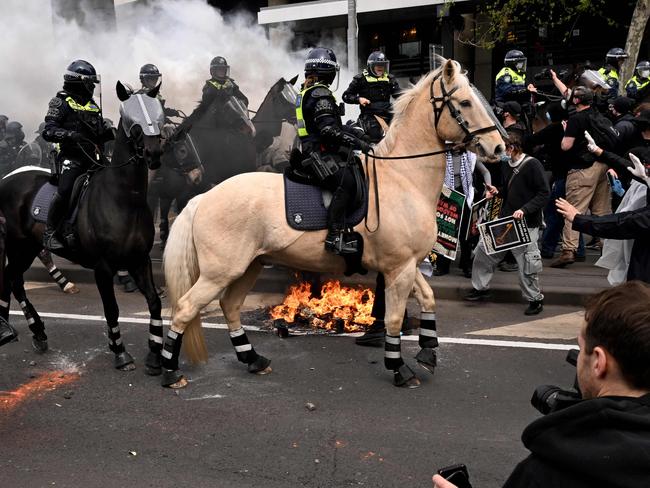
top-left (283, 151), bottom-right (368, 275)
top-left (31, 174), bottom-right (90, 244)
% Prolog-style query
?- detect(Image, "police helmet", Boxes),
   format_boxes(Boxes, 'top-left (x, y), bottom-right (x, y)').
top-left (504, 50), bottom-right (527, 73)
top-left (140, 63), bottom-right (162, 90)
top-left (367, 51), bottom-right (389, 78)
top-left (636, 60), bottom-right (650, 79)
top-left (304, 47), bottom-right (339, 86)
top-left (64, 59), bottom-right (100, 95)
top-left (210, 56), bottom-right (230, 81)
top-left (5, 121), bottom-right (25, 144)
top-left (606, 47), bottom-right (629, 66)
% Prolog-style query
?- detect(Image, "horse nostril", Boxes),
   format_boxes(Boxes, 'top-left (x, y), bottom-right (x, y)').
top-left (494, 144), bottom-right (504, 155)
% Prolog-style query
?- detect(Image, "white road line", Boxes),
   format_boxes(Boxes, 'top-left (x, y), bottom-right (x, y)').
top-left (8, 311), bottom-right (577, 351)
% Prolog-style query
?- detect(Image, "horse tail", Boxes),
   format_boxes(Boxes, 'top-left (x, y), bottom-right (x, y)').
top-left (163, 194), bottom-right (207, 364)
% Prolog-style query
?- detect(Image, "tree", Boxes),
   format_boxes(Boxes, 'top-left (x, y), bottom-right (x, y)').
top-left (621, 0), bottom-right (650, 90)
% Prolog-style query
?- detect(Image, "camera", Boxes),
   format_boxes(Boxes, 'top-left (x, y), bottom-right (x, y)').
top-left (531, 349), bottom-right (582, 415)
top-left (534, 67), bottom-right (569, 81)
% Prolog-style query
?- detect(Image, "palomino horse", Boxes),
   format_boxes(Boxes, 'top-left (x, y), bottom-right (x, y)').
top-left (0, 82), bottom-right (165, 372)
top-left (161, 59), bottom-right (506, 388)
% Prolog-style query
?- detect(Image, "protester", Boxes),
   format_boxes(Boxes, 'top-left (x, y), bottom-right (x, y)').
top-left (551, 86), bottom-right (611, 268)
top-left (464, 130), bottom-right (549, 315)
top-left (436, 281), bottom-right (650, 488)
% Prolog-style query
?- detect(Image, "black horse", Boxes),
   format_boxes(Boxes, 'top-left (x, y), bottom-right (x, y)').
top-left (0, 82), bottom-right (165, 373)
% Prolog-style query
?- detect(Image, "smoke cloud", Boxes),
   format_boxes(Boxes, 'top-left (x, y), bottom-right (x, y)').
top-left (1, 0), bottom-right (358, 136)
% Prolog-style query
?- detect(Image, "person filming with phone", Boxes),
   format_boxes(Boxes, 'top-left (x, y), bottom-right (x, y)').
top-left (433, 281), bottom-right (650, 488)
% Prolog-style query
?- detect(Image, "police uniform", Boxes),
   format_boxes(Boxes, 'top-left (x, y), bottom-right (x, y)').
top-left (342, 69), bottom-right (400, 142)
top-left (296, 82), bottom-right (361, 248)
top-left (598, 66), bottom-right (621, 100)
top-left (201, 77), bottom-right (249, 107)
top-left (495, 67), bottom-right (527, 104)
top-left (626, 75), bottom-right (650, 102)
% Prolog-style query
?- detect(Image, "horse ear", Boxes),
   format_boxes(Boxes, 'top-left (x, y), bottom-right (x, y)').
top-left (116, 81), bottom-right (131, 102)
top-left (442, 59), bottom-right (457, 84)
top-left (147, 83), bottom-right (161, 99)
top-left (288, 74), bottom-right (299, 86)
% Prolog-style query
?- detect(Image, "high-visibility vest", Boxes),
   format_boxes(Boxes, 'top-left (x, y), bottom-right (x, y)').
top-left (626, 75), bottom-right (650, 91)
top-left (599, 67), bottom-right (620, 81)
top-left (295, 83), bottom-right (336, 137)
top-left (65, 97), bottom-right (99, 112)
top-left (208, 79), bottom-right (233, 90)
top-left (495, 67), bottom-right (526, 85)
top-left (363, 69), bottom-right (389, 83)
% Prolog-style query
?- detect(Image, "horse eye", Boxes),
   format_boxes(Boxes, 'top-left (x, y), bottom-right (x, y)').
top-left (460, 100), bottom-right (472, 108)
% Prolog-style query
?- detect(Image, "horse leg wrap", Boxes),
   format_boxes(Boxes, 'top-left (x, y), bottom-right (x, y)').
top-left (418, 312), bottom-right (439, 348)
top-left (384, 334), bottom-right (404, 371)
top-left (48, 266), bottom-right (70, 291)
top-left (145, 318), bottom-right (164, 376)
top-left (161, 329), bottom-right (183, 371)
top-left (393, 364), bottom-right (417, 387)
top-left (0, 298), bottom-right (9, 322)
top-left (415, 348), bottom-right (437, 374)
top-left (21, 300), bottom-right (47, 352)
top-left (106, 323), bottom-right (126, 354)
top-left (230, 327), bottom-right (257, 363)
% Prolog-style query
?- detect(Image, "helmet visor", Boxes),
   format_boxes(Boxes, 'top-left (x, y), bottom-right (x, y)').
top-left (640, 70), bottom-right (650, 79)
top-left (210, 65), bottom-right (230, 80)
top-left (142, 73), bottom-right (162, 90)
top-left (369, 60), bottom-right (390, 77)
top-left (514, 60), bottom-right (527, 72)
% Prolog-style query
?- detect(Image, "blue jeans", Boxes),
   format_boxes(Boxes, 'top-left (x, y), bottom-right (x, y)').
top-left (542, 178), bottom-right (585, 258)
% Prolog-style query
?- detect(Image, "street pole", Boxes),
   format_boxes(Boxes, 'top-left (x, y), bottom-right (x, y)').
top-left (347, 0), bottom-right (358, 74)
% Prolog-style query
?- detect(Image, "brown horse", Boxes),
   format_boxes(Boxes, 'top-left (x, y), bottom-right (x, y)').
top-left (161, 59), bottom-right (505, 389)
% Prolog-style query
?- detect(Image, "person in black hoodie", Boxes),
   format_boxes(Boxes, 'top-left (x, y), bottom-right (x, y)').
top-left (434, 282), bottom-right (650, 488)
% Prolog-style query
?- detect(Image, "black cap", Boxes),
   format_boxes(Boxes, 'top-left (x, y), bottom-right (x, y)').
top-left (502, 101), bottom-right (522, 116)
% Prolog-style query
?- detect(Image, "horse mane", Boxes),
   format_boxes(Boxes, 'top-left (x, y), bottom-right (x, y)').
top-left (252, 78), bottom-right (283, 124)
top-left (376, 59), bottom-right (463, 155)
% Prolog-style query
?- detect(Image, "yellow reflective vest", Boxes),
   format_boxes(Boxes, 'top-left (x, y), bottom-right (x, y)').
top-left (295, 83), bottom-right (336, 137)
top-left (495, 67), bottom-right (526, 85)
top-left (65, 97), bottom-right (99, 112)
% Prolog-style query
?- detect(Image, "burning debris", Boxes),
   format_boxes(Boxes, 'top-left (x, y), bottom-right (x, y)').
top-left (270, 280), bottom-right (375, 333)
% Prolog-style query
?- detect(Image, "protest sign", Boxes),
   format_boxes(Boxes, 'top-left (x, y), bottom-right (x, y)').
top-left (478, 215), bottom-right (531, 255)
top-left (431, 186), bottom-right (466, 261)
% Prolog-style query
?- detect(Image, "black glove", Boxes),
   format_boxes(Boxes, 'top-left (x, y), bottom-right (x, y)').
top-left (164, 107), bottom-right (180, 117)
top-left (357, 139), bottom-right (371, 153)
top-left (102, 119), bottom-right (113, 131)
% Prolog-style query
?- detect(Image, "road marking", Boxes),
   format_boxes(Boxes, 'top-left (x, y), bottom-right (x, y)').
top-left (8, 311), bottom-right (577, 351)
top-left (468, 311), bottom-right (583, 340)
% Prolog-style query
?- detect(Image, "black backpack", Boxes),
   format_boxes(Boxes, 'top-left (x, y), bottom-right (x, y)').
top-left (587, 110), bottom-right (620, 152)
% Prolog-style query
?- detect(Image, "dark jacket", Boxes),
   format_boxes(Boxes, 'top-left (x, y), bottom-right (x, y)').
top-left (572, 190), bottom-right (650, 284)
top-left (342, 71), bottom-right (400, 119)
top-left (499, 155), bottom-right (550, 228)
top-left (503, 394), bottom-right (650, 488)
top-left (201, 78), bottom-right (249, 107)
top-left (525, 122), bottom-right (568, 181)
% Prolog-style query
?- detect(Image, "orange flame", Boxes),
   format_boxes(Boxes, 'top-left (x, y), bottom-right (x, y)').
top-left (0, 371), bottom-right (79, 414)
top-left (270, 280), bottom-right (375, 332)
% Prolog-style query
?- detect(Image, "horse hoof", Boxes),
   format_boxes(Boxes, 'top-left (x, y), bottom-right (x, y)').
top-left (161, 368), bottom-right (187, 388)
top-left (145, 352), bottom-right (162, 376)
top-left (63, 282), bottom-right (80, 294)
top-left (393, 364), bottom-right (417, 387)
top-left (256, 366), bottom-right (272, 375)
top-left (32, 336), bottom-right (48, 353)
top-left (415, 348), bottom-right (437, 375)
top-left (400, 377), bottom-right (421, 389)
top-left (114, 351), bottom-right (135, 370)
top-left (247, 355), bottom-right (271, 374)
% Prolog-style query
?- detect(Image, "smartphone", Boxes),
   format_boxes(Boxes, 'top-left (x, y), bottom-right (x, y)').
top-left (437, 464), bottom-right (473, 488)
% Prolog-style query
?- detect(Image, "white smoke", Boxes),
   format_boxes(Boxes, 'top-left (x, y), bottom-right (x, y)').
top-left (1, 0), bottom-right (359, 136)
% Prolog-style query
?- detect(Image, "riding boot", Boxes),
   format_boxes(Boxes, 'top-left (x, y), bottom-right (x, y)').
top-left (42, 193), bottom-right (66, 251)
top-left (325, 185), bottom-right (357, 255)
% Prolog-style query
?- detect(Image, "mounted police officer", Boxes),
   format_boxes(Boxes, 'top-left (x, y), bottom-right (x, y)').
top-left (137, 63), bottom-right (179, 121)
top-left (202, 56), bottom-right (249, 107)
top-left (295, 47), bottom-right (369, 255)
top-left (342, 51), bottom-right (400, 143)
top-left (599, 47), bottom-right (628, 100)
top-left (41, 60), bottom-right (114, 251)
top-left (495, 50), bottom-right (528, 104)
top-left (0, 121), bottom-right (26, 177)
top-left (626, 60), bottom-right (650, 102)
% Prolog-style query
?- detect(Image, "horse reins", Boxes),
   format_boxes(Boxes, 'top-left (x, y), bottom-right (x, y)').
top-left (363, 72), bottom-right (504, 232)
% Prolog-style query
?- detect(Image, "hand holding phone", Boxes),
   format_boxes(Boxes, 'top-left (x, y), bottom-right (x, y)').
top-left (437, 464), bottom-right (473, 488)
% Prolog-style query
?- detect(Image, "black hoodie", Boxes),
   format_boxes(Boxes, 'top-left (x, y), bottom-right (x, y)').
top-left (503, 394), bottom-right (650, 488)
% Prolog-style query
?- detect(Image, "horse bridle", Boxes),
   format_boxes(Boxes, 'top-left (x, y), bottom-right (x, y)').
top-left (429, 72), bottom-right (504, 145)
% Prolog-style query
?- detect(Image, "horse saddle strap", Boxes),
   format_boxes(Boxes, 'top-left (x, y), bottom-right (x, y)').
top-left (302, 152), bottom-right (340, 181)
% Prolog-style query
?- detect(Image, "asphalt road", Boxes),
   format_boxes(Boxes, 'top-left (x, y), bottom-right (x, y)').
top-left (0, 282), bottom-right (581, 488)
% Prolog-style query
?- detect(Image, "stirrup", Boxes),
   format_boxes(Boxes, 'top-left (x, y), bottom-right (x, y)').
top-left (325, 229), bottom-right (359, 255)
top-left (43, 231), bottom-right (65, 251)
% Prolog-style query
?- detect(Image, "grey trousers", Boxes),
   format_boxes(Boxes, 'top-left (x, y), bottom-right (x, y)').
top-left (471, 226), bottom-right (544, 302)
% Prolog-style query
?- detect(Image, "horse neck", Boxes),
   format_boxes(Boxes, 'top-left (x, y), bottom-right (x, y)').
top-left (374, 105), bottom-right (447, 207)
top-left (101, 129), bottom-right (148, 203)
top-left (253, 93), bottom-right (281, 134)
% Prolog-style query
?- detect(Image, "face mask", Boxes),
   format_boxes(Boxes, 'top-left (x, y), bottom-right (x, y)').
top-left (499, 153), bottom-right (511, 164)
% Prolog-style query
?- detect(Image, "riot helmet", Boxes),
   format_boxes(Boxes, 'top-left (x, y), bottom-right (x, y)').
top-left (0, 115), bottom-right (8, 139)
top-left (636, 60), bottom-right (650, 80)
top-left (210, 56), bottom-right (230, 81)
top-left (367, 51), bottom-right (389, 77)
top-left (5, 121), bottom-right (24, 145)
top-left (304, 47), bottom-right (339, 87)
top-left (64, 59), bottom-right (100, 96)
top-left (504, 50), bottom-right (527, 73)
top-left (606, 47), bottom-right (628, 68)
top-left (140, 63), bottom-right (162, 90)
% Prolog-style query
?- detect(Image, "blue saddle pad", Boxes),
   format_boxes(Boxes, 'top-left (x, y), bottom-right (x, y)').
top-left (31, 183), bottom-right (57, 223)
top-left (284, 174), bottom-right (368, 231)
